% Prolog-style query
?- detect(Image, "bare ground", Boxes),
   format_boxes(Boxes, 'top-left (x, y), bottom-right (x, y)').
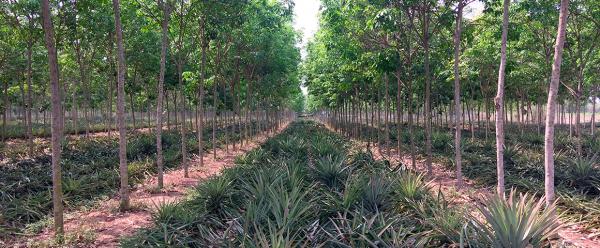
top-left (8, 123), bottom-right (289, 248)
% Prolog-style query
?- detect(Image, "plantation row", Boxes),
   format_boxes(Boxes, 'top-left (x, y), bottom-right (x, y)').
top-left (121, 120), bottom-right (560, 247)
top-left (320, 112), bottom-right (600, 229)
top-left (0, 119), bottom-right (277, 239)
top-left (1, 109), bottom-right (281, 140)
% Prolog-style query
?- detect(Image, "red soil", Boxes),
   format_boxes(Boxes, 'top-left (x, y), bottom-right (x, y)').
top-left (8, 123), bottom-right (288, 248)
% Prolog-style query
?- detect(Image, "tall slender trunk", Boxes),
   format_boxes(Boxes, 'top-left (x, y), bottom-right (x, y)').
top-left (453, 0), bottom-right (464, 187)
top-left (72, 78), bottom-right (78, 134)
top-left (495, 0), bottom-right (510, 196)
top-left (178, 63), bottom-right (188, 177)
top-left (174, 0), bottom-right (188, 177)
top-left (396, 68), bottom-right (402, 157)
top-left (174, 91), bottom-right (178, 127)
top-left (384, 74), bottom-right (390, 155)
top-left (469, 99), bottom-right (474, 141)
top-left (197, 17), bottom-right (206, 167)
top-left (537, 99), bottom-right (542, 134)
top-left (569, 102), bottom-right (573, 137)
top-left (130, 92), bottom-right (136, 129)
top-left (377, 90), bottom-right (381, 148)
top-left (41, 0), bottom-right (64, 235)
top-left (25, 43), bottom-right (34, 153)
top-left (156, 1), bottom-right (171, 189)
top-left (407, 74), bottom-right (416, 169)
top-left (575, 83), bottom-right (582, 155)
top-left (223, 85), bottom-right (229, 153)
top-left (544, 0), bottom-right (569, 206)
top-left (166, 91), bottom-right (170, 130)
top-left (74, 41), bottom-right (90, 137)
top-left (423, 10), bottom-right (433, 175)
top-left (485, 99), bottom-right (490, 140)
top-left (212, 83), bottom-right (217, 159)
top-left (2, 81), bottom-right (7, 141)
top-left (111, 0), bottom-right (129, 210)
top-left (592, 94), bottom-right (596, 135)
top-left (107, 32), bottom-right (115, 137)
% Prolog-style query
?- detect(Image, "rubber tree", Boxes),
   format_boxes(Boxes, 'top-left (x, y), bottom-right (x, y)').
top-left (112, 0), bottom-right (129, 210)
top-left (40, 0), bottom-right (64, 236)
top-left (494, 0), bottom-right (510, 196)
top-left (544, 0), bottom-right (570, 206)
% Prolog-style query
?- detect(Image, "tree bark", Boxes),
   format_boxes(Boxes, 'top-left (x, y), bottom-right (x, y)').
top-left (197, 17), bottom-right (206, 167)
top-left (396, 68), bottom-right (402, 157)
top-left (26, 43), bottom-right (34, 153)
top-left (107, 32), bottom-right (116, 137)
top-left (41, 0), bottom-right (64, 235)
top-left (495, 0), bottom-right (510, 196)
top-left (423, 9), bottom-right (433, 175)
top-left (544, 0), bottom-right (569, 206)
top-left (156, 1), bottom-right (171, 189)
top-left (453, 0), bottom-right (464, 188)
top-left (384, 74), bottom-right (390, 155)
top-left (112, 0), bottom-right (129, 210)
top-left (592, 93), bottom-right (596, 135)
top-left (2, 81), bottom-right (7, 141)
top-left (178, 63), bottom-right (188, 177)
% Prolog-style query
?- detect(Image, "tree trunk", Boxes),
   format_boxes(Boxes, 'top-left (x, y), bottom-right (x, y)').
top-left (469, 99), bottom-right (474, 141)
top-left (212, 87), bottom-right (217, 159)
top-left (107, 32), bottom-right (116, 137)
top-left (407, 74), bottom-right (416, 169)
top-left (485, 99), bottom-right (490, 140)
top-left (396, 68), bottom-right (402, 157)
top-left (569, 103), bottom-right (573, 137)
top-left (174, 91), bottom-right (178, 127)
top-left (575, 87), bottom-right (582, 156)
top-left (130, 92), bottom-right (136, 129)
top-left (25, 44), bottom-right (34, 153)
top-left (453, 0), bottom-right (464, 187)
top-left (41, 0), bottom-right (64, 235)
top-left (223, 85), bottom-right (229, 154)
top-left (111, 0), bottom-right (129, 211)
top-left (156, 2), bottom-right (171, 189)
top-left (2, 81), bottom-right (7, 141)
top-left (384, 74), bottom-right (390, 155)
top-left (592, 94), bottom-right (596, 135)
top-left (74, 40), bottom-right (90, 137)
top-left (423, 10), bottom-right (433, 175)
top-left (166, 90), bottom-right (170, 131)
top-left (495, 0), bottom-right (510, 196)
top-left (178, 63), bottom-right (188, 178)
top-left (377, 91), bottom-right (381, 148)
top-left (197, 17), bottom-right (206, 167)
top-left (544, 0), bottom-right (569, 206)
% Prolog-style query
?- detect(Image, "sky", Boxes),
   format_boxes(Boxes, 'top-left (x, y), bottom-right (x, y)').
top-left (293, 0), bottom-right (321, 61)
top-left (292, 0), bottom-right (484, 95)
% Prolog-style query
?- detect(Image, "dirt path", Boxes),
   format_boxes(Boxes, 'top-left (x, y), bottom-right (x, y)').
top-left (13, 123), bottom-right (289, 248)
top-left (321, 121), bottom-right (600, 248)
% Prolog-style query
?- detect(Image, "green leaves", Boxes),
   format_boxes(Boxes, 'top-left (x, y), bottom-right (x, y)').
top-left (469, 190), bottom-right (561, 248)
top-left (122, 120), bottom-right (470, 246)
